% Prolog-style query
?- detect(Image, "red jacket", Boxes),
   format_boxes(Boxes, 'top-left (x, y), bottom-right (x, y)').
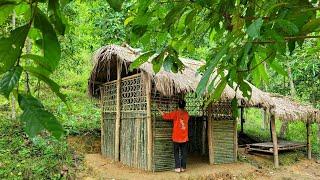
top-left (162, 109), bottom-right (189, 143)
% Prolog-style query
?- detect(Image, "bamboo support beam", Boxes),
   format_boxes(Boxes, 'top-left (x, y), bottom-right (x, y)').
top-left (100, 87), bottom-right (106, 156)
top-left (145, 72), bottom-right (153, 171)
top-left (270, 110), bottom-right (279, 168)
top-left (307, 119), bottom-right (312, 160)
top-left (114, 60), bottom-right (122, 161)
top-left (240, 107), bottom-right (244, 134)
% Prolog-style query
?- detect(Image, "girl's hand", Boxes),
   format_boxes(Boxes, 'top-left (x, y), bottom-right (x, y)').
top-left (155, 103), bottom-right (164, 115)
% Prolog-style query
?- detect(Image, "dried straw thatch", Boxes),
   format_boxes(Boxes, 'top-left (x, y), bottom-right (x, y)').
top-left (88, 44), bottom-right (319, 122)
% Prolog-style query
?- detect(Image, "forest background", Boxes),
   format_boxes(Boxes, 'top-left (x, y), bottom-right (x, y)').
top-left (0, 0), bottom-right (319, 179)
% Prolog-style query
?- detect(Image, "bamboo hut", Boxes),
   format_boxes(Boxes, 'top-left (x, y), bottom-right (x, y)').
top-left (88, 44), bottom-right (320, 171)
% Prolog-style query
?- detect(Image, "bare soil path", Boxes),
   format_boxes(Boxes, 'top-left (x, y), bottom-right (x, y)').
top-left (77, 153), bottom-right (320, 180)
top-left (68, 136), bottom-right (320, 180)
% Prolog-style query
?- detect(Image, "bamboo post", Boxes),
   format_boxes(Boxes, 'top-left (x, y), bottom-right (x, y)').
top-left (306, 119), bottom-right (312, 160)
top-left (100, 87), bottom-right (106, 156)
top-left (240, 107), bottom-right (244, 134)
top-left (270, 109), bottom-right (279, 168)
top-left (114, 60), bottom-right (122, 161)
top-left (145, 72), bottom-right (153, 171)
top-left (207, 104), bottom-right (214, 164)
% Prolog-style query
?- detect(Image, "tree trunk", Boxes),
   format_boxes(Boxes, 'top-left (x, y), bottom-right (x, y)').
top-left (288, 67), bottom-right (296, 97)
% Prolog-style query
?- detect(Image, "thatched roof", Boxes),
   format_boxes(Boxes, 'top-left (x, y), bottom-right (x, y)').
top-left (88, 44), bottom-right (319, 122)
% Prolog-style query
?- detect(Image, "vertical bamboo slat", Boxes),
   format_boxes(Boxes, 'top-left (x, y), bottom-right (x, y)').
top-left (100, 88), bottom-right (106, 156)
top-left (307, 119), bottom-right (312, 159)
top-left (145, 73), bottom-right (153, 171)
top-left (270, 110), bottom-right (279, 168)
top-left (115, 60), bottom-right (122, 161)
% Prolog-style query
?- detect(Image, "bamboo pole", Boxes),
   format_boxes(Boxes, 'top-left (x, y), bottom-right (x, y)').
top-left (306, 119), bottom-right (312, 160)
top-left (100, 87), bottom-right (106, 156)
top-left (207, 104), bottom-right (214, 164)
top-left (114, 60), bottom-right (122, 161)
top-left (270, 109), bottom-right (279, 168)
top-left (145, 72), bottom-right (153, 171)
top-left (240, 107), bottom-right (244, 134)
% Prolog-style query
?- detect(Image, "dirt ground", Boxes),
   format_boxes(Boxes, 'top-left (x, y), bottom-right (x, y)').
top-left (77, 153), bottom-right (320, 180)
top-left (68, 137), bottom-right (320, 179)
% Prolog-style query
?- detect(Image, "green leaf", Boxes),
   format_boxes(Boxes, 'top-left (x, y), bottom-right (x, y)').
top-left (0, 2), bottom-right (15, 25)
top-left (18, 94), bottom-right (64, 139)
top-left (205, 77), bottom-right (227, 106)
top-left (18, 93), bottom-right (44, 110)
top-left (129, 51), bottom-right (155, 71)
top-left (196, 44), bottom-right (229, 95)
top-left (0, 24), bottom-right (29, 73)
top-left (275, 19), bottom-right (299, 35)
top-left (21, 54), bottom-right (54, 74)
top-left (106, 0), bottom-right (124, 12)
top-left (24, 66), bottom-right (67, 104)
top-left (0, 65), bottom-right (22, 98)
top-left (239, 80), bottom-right (252, 99)
top-left (34, 7), bottom-right (61, 71)
top-left (164, 5), bottom-right (185, 29)
top-left (163, 54), bottom-right (174, 72)
top-left (152, 51), bottom-right (165, 73)
top-left (48, 0), bottom-right (67, 35)
top-left (231, 97), bottom-right (239, 119)
top-left (124, 16), bottom-right (134, 26)
top-left (269, 60), bottom-right (287, 76)
top-left (301, 18), bottom-right (320, 34)
top-left (246, 18), bottom-right (263, 39)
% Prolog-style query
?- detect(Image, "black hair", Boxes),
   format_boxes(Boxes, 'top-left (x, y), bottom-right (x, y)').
top-left (178, 100), bottom-right (186, 109)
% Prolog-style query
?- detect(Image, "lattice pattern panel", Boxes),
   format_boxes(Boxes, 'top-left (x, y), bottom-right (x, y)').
top-left (100, 81), bottom-right (117, 158)
top-left (211, 101), bottom-right (233, 120)
top-left (101, 82), bottom-right (117, 112)
top-left (121, 75), bottom-right (147, 111)
top-left (185, 93), bottom-right (206, 116)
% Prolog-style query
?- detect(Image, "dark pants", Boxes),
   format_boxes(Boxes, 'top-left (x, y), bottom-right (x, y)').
top-left (173, 142), bottom-right (187, 169)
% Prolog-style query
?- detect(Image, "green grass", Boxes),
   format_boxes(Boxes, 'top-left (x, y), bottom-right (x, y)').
top-left (0, 111), bottom-right (80, 179)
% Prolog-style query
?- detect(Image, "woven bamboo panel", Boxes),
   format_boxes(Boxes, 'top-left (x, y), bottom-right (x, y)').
top-left (119, 75), bottom-right (148, 170)
top-left (151, 92), bottom-right (181, 172)
top-left (120, 112), bottom-right (147, 169)
top-left (100, 82), bottom-right (117, 158)
top-left (212, 120), bottom-right (235, 163)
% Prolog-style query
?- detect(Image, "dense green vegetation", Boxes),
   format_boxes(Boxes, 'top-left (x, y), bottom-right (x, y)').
top-left (0, 0), bottom-right (319, 179)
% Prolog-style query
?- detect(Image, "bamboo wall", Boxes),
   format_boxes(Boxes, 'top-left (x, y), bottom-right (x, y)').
top-left (151, 92), bottom-right (181, 172)
top-left (119, 75), bottom-right (148, 169)
top-left (101, 74), bottom-right (148, 170)
top-left (101, 82), bottom-right (116, 158)
top-left (209, 101), bottom-right (237, 164)
top-left (101, 77), bottom-right (237, 171)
